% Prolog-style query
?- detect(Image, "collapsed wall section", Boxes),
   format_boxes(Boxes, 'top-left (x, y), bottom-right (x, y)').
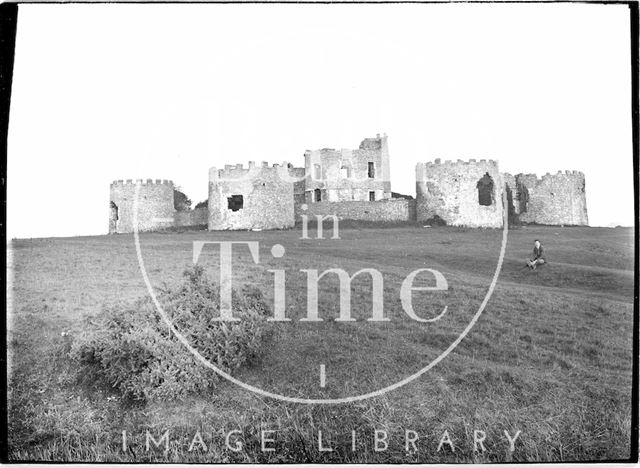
top-left (208, 162), bottom-right (299, 230)
top-left (109, 179), bottom-right (175, 233)
top-left (415, 159), bottom-right (504, 228)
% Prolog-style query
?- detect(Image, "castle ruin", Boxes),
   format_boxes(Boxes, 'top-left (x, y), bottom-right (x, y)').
top-left (109, 134), bottom-right (588, 233)
top-left (416, 159), bottom-right (504, 228)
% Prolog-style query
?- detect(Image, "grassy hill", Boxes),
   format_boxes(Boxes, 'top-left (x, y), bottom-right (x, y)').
top-left (6, 225), bottom-right (635, 462)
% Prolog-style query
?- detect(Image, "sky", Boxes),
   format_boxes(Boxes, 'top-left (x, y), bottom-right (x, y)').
top-left (7, 3), bottom-right (634, 238)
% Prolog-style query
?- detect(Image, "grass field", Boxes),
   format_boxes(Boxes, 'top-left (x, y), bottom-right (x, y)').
top-left (6, 223), bottom-right (636, 462)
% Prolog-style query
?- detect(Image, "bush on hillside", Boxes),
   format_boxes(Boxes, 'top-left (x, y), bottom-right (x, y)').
top-left (69, 266), bottom-right (271, 401)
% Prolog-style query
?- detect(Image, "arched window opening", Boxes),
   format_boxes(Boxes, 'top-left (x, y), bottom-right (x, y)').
top-left (109, 201), bottom-right (119, 231)
top-left (314, 188), bottom-right (322, 202)
top-left (477, 173), bottom-right (494, 206)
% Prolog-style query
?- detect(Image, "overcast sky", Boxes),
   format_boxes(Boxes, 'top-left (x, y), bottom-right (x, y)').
top-left (7, 3), bottom-right (634, 238)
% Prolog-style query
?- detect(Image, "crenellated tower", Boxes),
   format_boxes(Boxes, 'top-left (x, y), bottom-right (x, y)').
top-left (416, 158), bottom-right (504, 228)
top-left (109, 179), bottom-right (175, 233)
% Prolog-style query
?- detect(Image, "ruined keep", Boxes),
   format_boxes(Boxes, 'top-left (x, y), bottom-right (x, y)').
top-left (416, 159), bottom-right (505, 228)
top-left (304, 134), bottom-right (391, 204)
top-left (109, 134), bottom-right (588, 233)
top-left (208, 162), bottom-right (301, 230)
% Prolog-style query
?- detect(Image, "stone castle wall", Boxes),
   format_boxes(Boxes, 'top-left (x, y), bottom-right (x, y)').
top-left (510, 171), bottom-right (588, 226)
top-left (175, 206), bottom-right (209, 227)
top-left (416, 159), bottom-right (504, 228)
top-left (297, 199), bottom-right (416, 223)
top-left (109, 179), bottom-right (175, 234)
top-left (208, 162), bottom-right (299, 230)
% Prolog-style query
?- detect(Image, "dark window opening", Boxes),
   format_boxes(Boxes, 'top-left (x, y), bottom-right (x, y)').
top-left (314, 188), bottom-right (322, 202)
top-left (227, 195), bottom-right (244, 211)
top-left (516, 182), bottom-right (529, 214)
top-left (476, 173), bottom-right (494, 206)
top-left (368, 162), bottom-right (375, 178)
top-left (109, 201), bottom-right (119, 231)
top-left (369, 191), bottom-right (376, 201)
top-left (110, 201), bottom-right (119, 220)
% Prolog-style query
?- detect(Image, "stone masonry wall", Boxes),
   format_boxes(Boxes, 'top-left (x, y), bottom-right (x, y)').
top-left (304, 134), bottom-right (392, 204)
top-left (514, 171), bottom-right (588, 225)
top-left (297, 199), bottom-right (416, 222)
top-left (175, 206), bottom-right (209, 227)
top-left (208, 162), bottom-right (297, 230)
top-left (109, 179), bottom-right (175, 233)
top-left (416, 159), bottom-right (504, 228)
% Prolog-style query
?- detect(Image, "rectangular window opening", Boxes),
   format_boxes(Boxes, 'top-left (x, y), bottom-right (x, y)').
top-left (227, 195), bottom-right (244, 211)
top-left (368, 162), bottom-right (375, 178)
top-left (369, 191), bottom-right (376, 201)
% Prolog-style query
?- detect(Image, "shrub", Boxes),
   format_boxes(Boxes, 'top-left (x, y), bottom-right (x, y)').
top-left (424, 214), bottom-right (447, 226)
top-left (69, 266), bottom-right (271, 401)
top-left (173, 188), bottom-right (192, 211)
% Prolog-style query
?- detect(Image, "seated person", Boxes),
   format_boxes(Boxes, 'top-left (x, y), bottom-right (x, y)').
top-left (527, 239), bottom-right (546, 270)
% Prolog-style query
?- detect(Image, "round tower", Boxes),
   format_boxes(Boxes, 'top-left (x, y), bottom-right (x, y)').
top-left (109, 179), bottom-right (176, 233)
top-left (415, 159), bottom-right (504, 228)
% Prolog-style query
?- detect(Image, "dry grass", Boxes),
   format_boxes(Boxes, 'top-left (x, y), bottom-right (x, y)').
top-left (6, 224), bottom-right (635, 462)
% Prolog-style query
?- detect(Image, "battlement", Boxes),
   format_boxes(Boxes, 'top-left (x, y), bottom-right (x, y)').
top-left (416, 158), bottom-right (500, 180)
top-left (419, 158), bottom-right (499, 168)
top-left (110, 179), bottom-right (173, 187)
top-left (211, 161), bottom-right (298, 180)
top-left (516, 170), bottom-right (585, 185)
